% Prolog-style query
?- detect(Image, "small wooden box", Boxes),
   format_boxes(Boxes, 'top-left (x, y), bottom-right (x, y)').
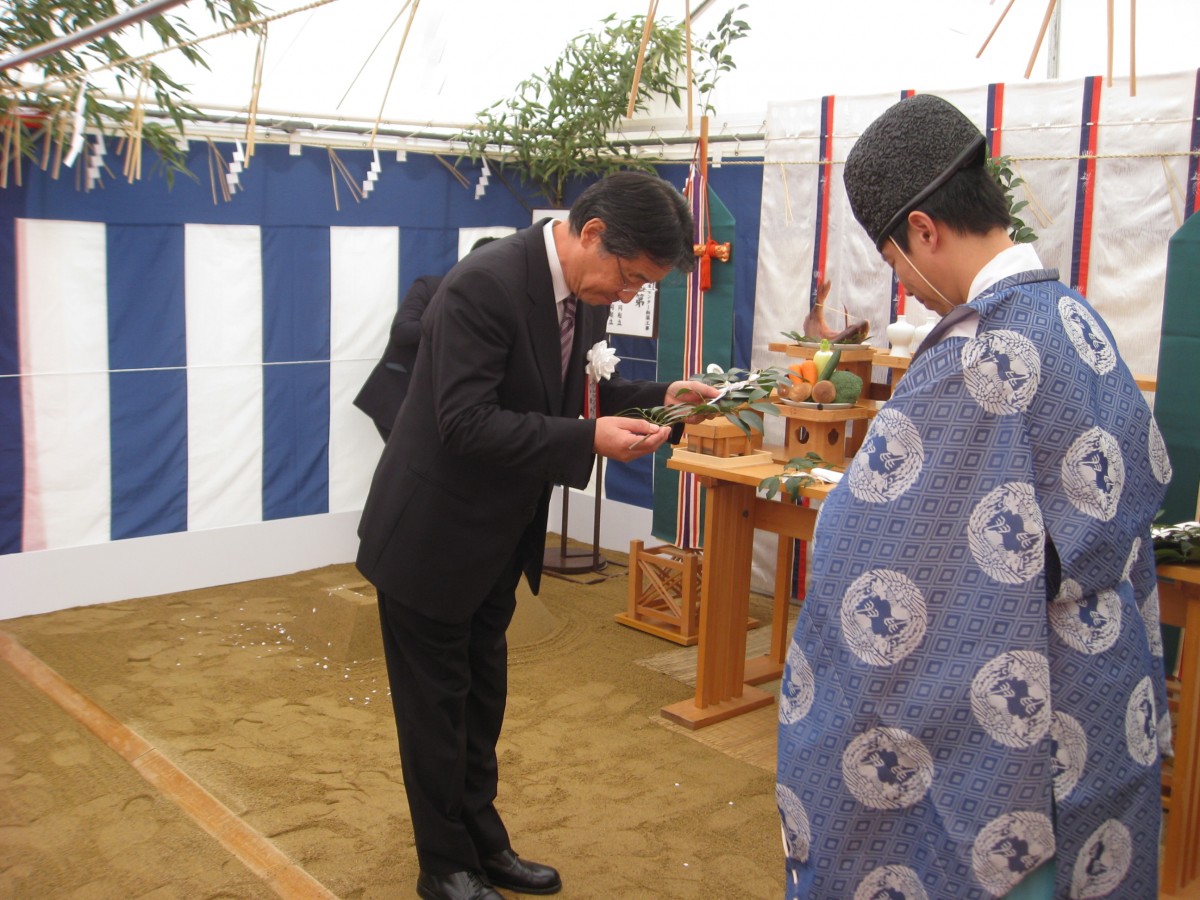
top-left (615, 541), bottom-right (704, 645)
top-left (683, 417), bottom-right (763, 459)
top-left (615, 540), bottom-right (759, 645)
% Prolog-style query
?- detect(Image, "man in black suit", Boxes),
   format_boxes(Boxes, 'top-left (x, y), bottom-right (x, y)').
top-left (356, 172), bottom-right (716, 900)
top-left (354, 238), bottom-right (500, 440)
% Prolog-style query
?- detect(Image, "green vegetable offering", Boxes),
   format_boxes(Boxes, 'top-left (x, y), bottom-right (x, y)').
top-left (828, 370), bottom-right (863, 404)
top-left (813, 339), bottom-right (841, 381)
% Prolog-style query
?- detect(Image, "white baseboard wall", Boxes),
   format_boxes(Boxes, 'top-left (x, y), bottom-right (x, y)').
top-left (2, 489), bottom-right (777, 621)
top-left (0, 513), bottom-right (362, 620)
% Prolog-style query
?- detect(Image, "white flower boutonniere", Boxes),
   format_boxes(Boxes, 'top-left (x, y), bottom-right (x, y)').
top-left (584, 341), bottom-right (619, 419)
top-left (586, 340), bottom-right (619, 384)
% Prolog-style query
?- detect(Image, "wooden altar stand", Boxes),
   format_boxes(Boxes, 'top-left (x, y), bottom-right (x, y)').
top-left (660, 449), bottom-right (833, 729)
top-left (1158, 563), bottom-right (1200, 898)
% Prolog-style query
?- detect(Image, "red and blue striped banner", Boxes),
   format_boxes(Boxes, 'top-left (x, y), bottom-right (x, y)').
top-left (987, 81), bottom-right (1006, 157)
top-left (809, 95), bottom-right (836, 304)
top-left (1189, 69), bottom-right (1200, 218)
top-left (1071, 76), bottom-right (1104, 294)
top-left (673, 165), bottom-right (707, 548)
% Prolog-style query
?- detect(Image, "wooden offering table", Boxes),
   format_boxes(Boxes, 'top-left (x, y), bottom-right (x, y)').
top-left (1157, 563), bottom-right (1200, 897)
top-left (776, 402), bottom-right (872, 466)
top-left (661, 449), bottom-right (834, 729)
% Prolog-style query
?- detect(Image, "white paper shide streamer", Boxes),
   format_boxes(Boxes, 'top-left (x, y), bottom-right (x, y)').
top-left (361, 149), bottom-right (381, 196)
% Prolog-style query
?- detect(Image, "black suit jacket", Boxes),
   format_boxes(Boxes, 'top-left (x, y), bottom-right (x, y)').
top-left (356, 223), bottom-right (668, 622)
top-left (353, 275), bottom-right (442, 435)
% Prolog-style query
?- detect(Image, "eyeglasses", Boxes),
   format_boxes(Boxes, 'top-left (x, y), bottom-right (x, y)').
top-left (615, 257), bottom-right (643, 297)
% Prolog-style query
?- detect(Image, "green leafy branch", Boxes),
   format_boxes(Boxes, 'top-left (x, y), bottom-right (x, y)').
top-left (986, 154), bottom-right (1038, 244)
top-left (458, 6), bottom-right (751, 207)
top-left (1152, 520), bottom-right (1200, 564)
top-left (758, 452), bottom-right (834, 502)
top-left (694, 5), bottom-right (750, 116)
top-left (623, 365), bottom-right (787, 437)
top-left (2, 0), bottom-right (265, 186)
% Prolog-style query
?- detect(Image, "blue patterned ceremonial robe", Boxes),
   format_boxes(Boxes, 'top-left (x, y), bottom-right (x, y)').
top-left (777, 268), bottom-right (1173, 900)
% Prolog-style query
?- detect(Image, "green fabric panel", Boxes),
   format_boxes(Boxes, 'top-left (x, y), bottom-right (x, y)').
top-left (651, 186), bottom-right (736, 544)
top-left (1156, 213), bottom-right (1200, 524)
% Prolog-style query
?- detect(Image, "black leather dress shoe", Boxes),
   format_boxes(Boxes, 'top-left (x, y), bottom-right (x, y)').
top-left (416, 870), bottom-right (502, 900)
top-left (481, 849), bottom-right (562, 895)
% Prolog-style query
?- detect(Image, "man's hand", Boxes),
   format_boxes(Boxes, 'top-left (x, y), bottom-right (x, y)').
top-left (664, 380), bottom-right (722, 425)
top-left (593, 417), bottom-right (671, 462)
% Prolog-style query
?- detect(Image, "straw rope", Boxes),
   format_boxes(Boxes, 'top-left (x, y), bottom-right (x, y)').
top-left (755, 149), bottom-right (1200, 166)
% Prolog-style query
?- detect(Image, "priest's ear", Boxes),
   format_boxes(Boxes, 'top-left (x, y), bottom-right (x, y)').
top-left (905, 211), bottom-right (939, 250)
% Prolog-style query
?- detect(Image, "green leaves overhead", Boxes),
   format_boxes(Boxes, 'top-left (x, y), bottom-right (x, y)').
top-left (2, 0), bottom-right (264, 185)
top-left (459, 5), bottom-right (750, 207)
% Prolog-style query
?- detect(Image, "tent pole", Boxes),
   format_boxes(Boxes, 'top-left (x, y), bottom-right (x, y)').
top-left (1047, 0), bottom-right (1063, 80)
top-left (0, 0), bottom-right (189, 71)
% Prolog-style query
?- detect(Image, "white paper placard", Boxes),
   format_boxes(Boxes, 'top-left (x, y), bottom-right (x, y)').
top-left (606, 283), bottom-right (657, 338)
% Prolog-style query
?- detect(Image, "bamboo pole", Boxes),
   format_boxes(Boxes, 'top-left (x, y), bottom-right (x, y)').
top-left (0, 0), bottom-right (189, 70)
top-left (369, 0), bottom-right (421, 148)
top-left (1024, 0), bottom-right (1059, 79)
top-left (685, 0), bottom-right (694, 133)
top-left (1130, 0), bottom-right (1137, 95)
top-left (244, 25), bottom-right (268, 161)
top-left (1106, 0), bottom-right (1114, 86)
top-left (976, 0), bottom-right (1018, 58)
top-left (626, 0), bottom-right (660, 118)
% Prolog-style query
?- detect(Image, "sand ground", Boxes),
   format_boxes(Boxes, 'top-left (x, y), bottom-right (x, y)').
top-left (0, 547), bottom-right (786, 899)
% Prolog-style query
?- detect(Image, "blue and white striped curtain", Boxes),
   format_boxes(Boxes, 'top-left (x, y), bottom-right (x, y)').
top-left (5, 220), bottom-right (396, 554)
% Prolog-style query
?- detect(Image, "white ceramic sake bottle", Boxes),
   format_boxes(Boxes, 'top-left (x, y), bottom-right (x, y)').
top-left (886, 305), bottom-right (924, 357)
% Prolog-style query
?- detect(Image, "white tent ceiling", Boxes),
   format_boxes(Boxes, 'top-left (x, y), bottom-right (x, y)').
top-left (124, 0), bottom-right (1199, 150)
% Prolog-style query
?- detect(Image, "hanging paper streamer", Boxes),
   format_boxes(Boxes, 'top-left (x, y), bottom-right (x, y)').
top-left (85, 133), bottom-right (105, 191)
top-left (63, 76), bottom-right (90, 168)
top-left (361, 149), bottom-right (381, 196)
top-left (474, 158), bottom-right (490, 200)
top-left (226, 141), bottom-right (244, 194)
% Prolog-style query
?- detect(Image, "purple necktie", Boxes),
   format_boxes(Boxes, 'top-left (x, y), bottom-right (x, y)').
top-left (560, 296), bottom-right (576, 382)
